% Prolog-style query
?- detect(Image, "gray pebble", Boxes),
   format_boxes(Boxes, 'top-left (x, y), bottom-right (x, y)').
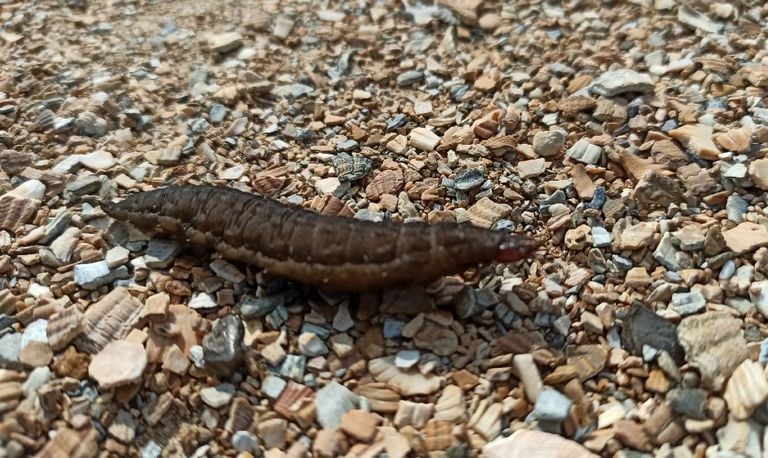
top-left (532, 388), bottom-right (573, 422)
top-left (315, 381), bottom-right (360, 429)
top-left (232, 431), bottom-right (259, 453)
top-left (239, 295), bottom-right (284, 320)
top-left (383, 319), bottom-right (403, 339)
top-left (396, 70), bottom-right (423, 87)
top-left (454, 169), bottom-right (485, 191)
top-left (280, 354), bottom-right (306, 381)
top-left (262, 375), bottom-right (287, 400)
top-left (202, 315), bottom-right (244, 375)
top-left (532, 130), bottom-right (565, 157)
top-left (670, 291), bottom-right (706, 316)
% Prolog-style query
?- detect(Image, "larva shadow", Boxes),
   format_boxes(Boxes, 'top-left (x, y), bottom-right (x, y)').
top-left (102, 185), bottom-right (540, 292)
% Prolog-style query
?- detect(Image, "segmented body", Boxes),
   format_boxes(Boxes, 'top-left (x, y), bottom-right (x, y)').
top-left (102, 185), bottom-right (537, 291)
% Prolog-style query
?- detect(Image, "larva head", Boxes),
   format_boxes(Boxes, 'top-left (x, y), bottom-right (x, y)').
top-left (496, 235), bottom-right (540, 263)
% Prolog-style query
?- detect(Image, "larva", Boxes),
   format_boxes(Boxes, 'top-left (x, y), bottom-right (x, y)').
top-left (102, 185), bottom-right (538, 291)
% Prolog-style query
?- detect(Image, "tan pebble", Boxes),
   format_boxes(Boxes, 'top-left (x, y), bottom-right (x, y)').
top-left (258, 418), bottom-right (287, 449)
top-left (394, 400), bottom-right (434, 428)
top-left (645, 369), bottom-right (670, 393)
top-left (625, 267), bottom-right (652, 288)
top-left (434, 384), bottom-right (466, 423)
top-left (723, 359), bottom-right (768, 420)
top-left (669, 124), bottom-right (720, 160)
top-left (512, 354), bottom-right (542, 402)
top-left (88, 340), bottom-right (147, 389)
top-left (340, 409), bottom-right (381, 442)
top-left (161, 344), bottom-right (189, 375)
top-left (408, 127), bottom-right (440, 152)
top-left (368, 356), bottom-right (441, 396)
top-left (52, 346), bottom-right (90, 379)
top-left (19, 341), bottom-right (53, 367)
top-left (313, 429), bottom-right (348, 458)
top-left (422, 419), bottom-right (455, 451)
top-left (483, 429), bottom-right (598, 457)
top-left (477, 13), bottom-right (500, 30)
top-left (722, 222), bottom-right (768, 254)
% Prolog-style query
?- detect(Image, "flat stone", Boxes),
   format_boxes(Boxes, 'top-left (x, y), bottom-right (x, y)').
top-left (340, 410), bottom-right (380, 442)
top-left (369, 356), bottom-right (441, 396)
top-left (231, 431), bottom-right (259, 453)
top-left (200, 383), bottom-right (236, 409)
top-left (454, 169), bottom-right (485, 191)
top-left (670, 291), bottom-right (706, 316)
top-left (678, 4), bottom-right (722, 33)
top-left (619, 222), bottom-right (657, 250)
top-left (470, 402), bottom-right (502, 441)
top-left (188, 292), bottom-right (217, 310)
top-left (395, 400), bottom-right (435, 428)
top-left (161, 345), bottom-right (189, 375)
top-left (723, 360), bottom-right (768, 420)
top-left (533, 130), bottom-right (565, 157)
top-left (105, 246), bottom-right (130, 268)
top-left (332, 303), bottom-right (354, 332)
top-left (18, 341), bottom-right (52, 367)
top-left (532, 388), bottom-right (573, 422)
top-left (598, 401), bottom-right (627, 429)
top-left (674, 225), bottom-right (706, 251)
top-left (634, 170), bottom-right (684, 209)
top-left (566, 139), bottom-right (602, 164)
top-left (202, 315), bottom-right (244, 375)
top-left (79, 150), bottom-right (116, 171)
top-left (394, 349), bottom-right (420, 369)
top-left (258, 418), bottom-right (287, 449)
top-left (74, 261), bottom-right (130, 289)
top-left (412, 322), bottom-right (458, 356)
top-left (298, 332), bottom-right (329, 357)
top-left (434, 384), bottom-right (466, 423)
top-left (667, 388), bottom-right (708, 420)
top-left (717, 419), bottom-right (761, 456)
top-left (722, 222), bottom-right (768, 254)
top-left (653, 232), bottom-right (686, 271)
top-left (669, 124), bottom-right (720, 160)
top-left (239, 294), bottom-right (284, 320)
top-left (208, 32), bottom-right (243, 53)
top-left (727, 195), bottom-right (748, 222)
top-left (512, 353), bottom-right (542, 402)
top-left (78, 287), bottom-right (143, 354)
top-left (21, 366), bottom-right (52, 396)
top-left (88, 340), bottom-right (147, 389)
top-left (484, 429), bottom-right (598, 458)
top-left (50, 227), bottom-right (80, 264)
top-left (313, 429), bottom-right (347, 458)
top-left (209, 259), bottom-right (245, 283)
top-left (591, 227), bottom-right (611, 248)
top-left (315, 381), bottom-right (360, 429)
top-left (517, 158), bottom-right (546, 178)
top-left (589, 69), bottom-right (654, 96)
top-left (262, 375), bottom-right (287, 400)
top-left (678, 312), bottom-right (748, 390)
top-left (409, 127), bottom-right (440, 151)
top-left (622, 303), bottom-right (685, 364)
top-left (144, 239), bottom-right (182, 269)
top-left (613, 419), bottom-right (651, 451)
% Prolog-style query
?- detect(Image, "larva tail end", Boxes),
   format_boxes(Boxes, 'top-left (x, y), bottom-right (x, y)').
top-left (496, 236), bottom-right (540, 263)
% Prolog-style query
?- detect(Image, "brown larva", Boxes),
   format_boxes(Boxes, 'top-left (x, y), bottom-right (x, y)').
top-left (102, 185), bottom-right (539, 291)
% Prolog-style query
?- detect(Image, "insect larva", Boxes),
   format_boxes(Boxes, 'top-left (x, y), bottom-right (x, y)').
top-left (102, 185), bottom-right (539, 291)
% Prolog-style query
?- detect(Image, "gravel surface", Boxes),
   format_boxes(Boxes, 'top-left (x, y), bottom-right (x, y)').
top-left (1, 0), bottom-right (768, 457)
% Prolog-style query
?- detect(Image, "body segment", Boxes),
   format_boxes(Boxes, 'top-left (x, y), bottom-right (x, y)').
top-left (102, 185), bottom-right (537, 291)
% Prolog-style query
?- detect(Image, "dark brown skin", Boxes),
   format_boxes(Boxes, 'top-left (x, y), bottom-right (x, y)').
top-left (102, 185), bottom-right (539, 291)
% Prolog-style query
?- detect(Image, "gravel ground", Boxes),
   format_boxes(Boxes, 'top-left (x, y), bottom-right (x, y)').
top-left (2, 0), bottom-right (768, 457)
